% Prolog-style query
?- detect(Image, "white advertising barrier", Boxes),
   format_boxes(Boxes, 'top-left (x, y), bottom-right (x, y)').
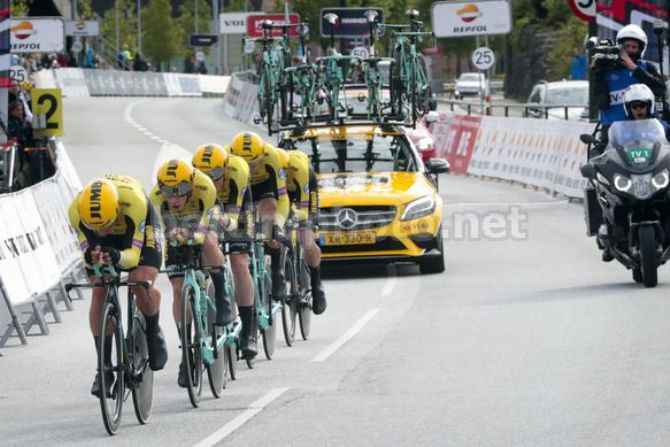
top-left (0, 197), bottom-right (32, 307)
top-left (54, 140), bottom-right (83, 194)
top-left (53, 68), bottom-right (90, 97)
top-left (163, 73), bottom-right (202, 97)
top-left (31, 68), bottom-right (58, 89)
top-left (30, 177), bottom-right (80, 274)
top-left (469, 117), bottom-right (592, 198)
top-left (236, 82), bottom-right (259, 123)
top-left (224, 73), bottom-right (245, 117)
top-left (431, 112), bottom-right (594, 199)
top-left (0, 192), bottom-right (57, 303)
top-left (198, 74), bottom-right (230, 95)
top-left (11, 190), bottom-right (62, 296)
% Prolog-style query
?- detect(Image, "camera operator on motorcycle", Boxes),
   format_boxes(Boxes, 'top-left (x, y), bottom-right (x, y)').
top-left (590, 24), bottom-right (666, 152)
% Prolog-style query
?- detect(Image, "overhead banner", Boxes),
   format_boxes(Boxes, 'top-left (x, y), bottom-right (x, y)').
top-left (320, 8), bottom-right (384, 38)
top-left (431, 1), bottom-right (512, 37)
top-left (10, 17), bottom-right (65, 53)
top-left (219, 12), bottom-right (250, 34)
top-left (246, 14), bottom-right (301, 38)
top-left (65, 20), bottom-right (100, 37)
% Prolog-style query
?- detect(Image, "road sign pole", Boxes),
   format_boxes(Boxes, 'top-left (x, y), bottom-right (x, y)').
top-left (213, 0), bottom-right (220, 74)
top-left (137, 0), bottom-right (142, 55)
top-left (587, 20), bottom-right (598, 122)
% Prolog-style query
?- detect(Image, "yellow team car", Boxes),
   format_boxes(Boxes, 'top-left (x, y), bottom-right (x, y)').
top-left (279, 124), bottom-right (449, 273)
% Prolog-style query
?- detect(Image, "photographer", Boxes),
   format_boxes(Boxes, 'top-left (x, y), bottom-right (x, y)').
top-left (592, 25), bottom-right (666, 126)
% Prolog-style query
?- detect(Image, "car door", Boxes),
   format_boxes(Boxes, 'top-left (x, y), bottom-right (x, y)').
top-left (525, 85), bottom-right (544, 118)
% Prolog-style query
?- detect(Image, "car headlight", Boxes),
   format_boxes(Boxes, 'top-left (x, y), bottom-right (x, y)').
top-left (596, 172), bottom-right (610, 186)
top-left (652, 169), bottom-right (669, 190)
top-left (401, 195), bottom-right (436, 221)
top-left (614, 173), bottom-right (632, 193)
top-left (416, 137), bottom-right (433, 152)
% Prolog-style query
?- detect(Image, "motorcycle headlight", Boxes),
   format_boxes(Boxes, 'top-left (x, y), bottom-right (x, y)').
top-left (401, 195), bottom-right (436, 221)
top-left (630, 174), bottom-right (653, 200)
top-left (614, 174), bottom-right (632, 193)
top-left (596, 172), bottom-right (610, 186)
top-left (652, 169), bottom-right (669, 191)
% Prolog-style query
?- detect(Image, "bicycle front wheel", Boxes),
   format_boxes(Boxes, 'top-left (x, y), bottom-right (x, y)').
top-left (281, 250), bottom-right (297, 346)
top-left (262, 258), bottom-right (277, 359)
top-left (206, 281), bottom-right (226, 398)
top-left (298, 260), bottom-right (312, 340)
top-left (99, 302), bottom-right (124, 436)
top-left (131, 311), bottom-right (154, 424)
top-left (181, 285), bottom-right (203, 408)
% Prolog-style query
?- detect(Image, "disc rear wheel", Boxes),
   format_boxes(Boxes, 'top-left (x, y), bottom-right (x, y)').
top-left (181, 286), bottom-right (203, 408)
top-left (99, 303), bottom-right (124, 436)
top-left (131, 312), bottom-right (154, 424)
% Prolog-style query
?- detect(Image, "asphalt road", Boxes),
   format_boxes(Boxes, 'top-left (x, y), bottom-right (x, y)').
top-left (2, 97), bottom-right (670, 446)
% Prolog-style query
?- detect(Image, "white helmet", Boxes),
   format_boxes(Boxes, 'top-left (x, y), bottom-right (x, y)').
top-left (623, 83), bottom-right (655, 118)
top-left (616, 24), bottom-right (648, 57)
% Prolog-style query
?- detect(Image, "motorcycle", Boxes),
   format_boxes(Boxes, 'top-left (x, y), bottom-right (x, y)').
top-left (580, 119), bottom-right (670, 287)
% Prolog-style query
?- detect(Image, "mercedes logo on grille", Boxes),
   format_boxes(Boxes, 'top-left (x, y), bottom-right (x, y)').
top-left (336, 208), bottom-right (358, 230)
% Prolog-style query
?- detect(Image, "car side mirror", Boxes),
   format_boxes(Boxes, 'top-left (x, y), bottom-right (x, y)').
top-left (580, 163), bottom-right (596, 179)
top-left (428, 98), bottom-right (437, 111)
top-left (580, 133), bottom-right (598, 145)
top-left (426, 158), bottom-right (450, 174)
top-left (425, 112), bottom-right (438, 124)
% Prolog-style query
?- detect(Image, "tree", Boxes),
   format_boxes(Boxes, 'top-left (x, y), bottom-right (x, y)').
top-left (142, 0), bottom-right (180, 70)
top-left (101, 0), bottom-right (139, 53)
top-left (175, 0), bottom-right (212, 57)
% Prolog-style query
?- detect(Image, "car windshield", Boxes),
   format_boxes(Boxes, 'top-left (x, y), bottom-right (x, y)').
top-left (282, 131), bottom-right (418, 173)
top-left (459, 73), bottom-right (484, 82)
top-left (545, 86), bottom-right (588, 106)
top-left (608, 119), bottom-right (666, 149)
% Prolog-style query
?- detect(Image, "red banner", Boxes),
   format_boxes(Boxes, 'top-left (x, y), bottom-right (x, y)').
top-left (246, 14), bottom-right (301, 38)
top-left (439, 115), bottom-right (481, 174)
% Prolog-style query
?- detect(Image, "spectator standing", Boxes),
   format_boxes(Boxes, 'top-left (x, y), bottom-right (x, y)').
top-left (570, 47), bottom-right (587, 80)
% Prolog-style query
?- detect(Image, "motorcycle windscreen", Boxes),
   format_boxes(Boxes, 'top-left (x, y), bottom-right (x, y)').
top-left (608, 119), bottom-right (666, 166)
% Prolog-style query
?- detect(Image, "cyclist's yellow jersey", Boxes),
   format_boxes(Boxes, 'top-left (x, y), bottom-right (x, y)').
top-left (68, 174), bottom-right (151, 270)
top-left (149, 169), bottom-right (217, 245)
top-left (217, 153), bottom-right (251, 233)
top-left (286, 150), bottom-right (315, 222)
top-left (246, 143), bottom-right (289, 227)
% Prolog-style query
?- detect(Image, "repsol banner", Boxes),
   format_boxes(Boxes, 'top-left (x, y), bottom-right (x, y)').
top-left (10, 17), bottom-right (65, 53)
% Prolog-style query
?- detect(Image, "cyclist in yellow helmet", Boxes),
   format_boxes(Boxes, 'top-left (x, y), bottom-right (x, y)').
top-left (69, 175), bottom-right (168, 398)
top-left (283, 150), bottom-right (327, 314)
top-left (228, 131), bottom-right (290, 302)
top-left (192, 143), bottom-right (257, 358)
top-left (150, 159), bottom-right (234, 388)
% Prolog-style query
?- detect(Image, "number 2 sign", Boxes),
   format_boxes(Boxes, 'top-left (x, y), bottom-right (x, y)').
top-left (31, 88), bottom-right (64, 137)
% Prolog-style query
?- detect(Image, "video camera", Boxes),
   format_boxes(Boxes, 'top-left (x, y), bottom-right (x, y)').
top-left (586, 37), bottom-right (621, 69)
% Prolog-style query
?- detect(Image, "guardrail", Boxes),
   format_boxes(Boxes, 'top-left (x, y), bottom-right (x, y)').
top-left (436, 97), bottom-right (589, 120)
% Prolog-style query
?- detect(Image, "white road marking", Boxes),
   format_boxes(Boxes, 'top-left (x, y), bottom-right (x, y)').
top-left (311, 308), bottom-right (380, 362)
top-left (382, 265), bottom-right (397, 296)
top-left (193, 387), bottom-right (289, 447)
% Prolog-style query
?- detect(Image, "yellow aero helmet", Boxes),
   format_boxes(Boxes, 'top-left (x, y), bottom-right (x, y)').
top-left (78, 178), bottom-right (119, 230)
top-left (276, 148), bottom-right (290, 169)
top-left (229, 131), bottom-right (264, 162)
top-left (157, 159), bottom-right (195, 197)
top-left (192, 143), bottom-right (228, 181)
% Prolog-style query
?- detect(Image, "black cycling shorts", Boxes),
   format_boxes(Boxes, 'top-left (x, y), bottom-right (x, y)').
top-left (251, 177), bottom-right (277, 202)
